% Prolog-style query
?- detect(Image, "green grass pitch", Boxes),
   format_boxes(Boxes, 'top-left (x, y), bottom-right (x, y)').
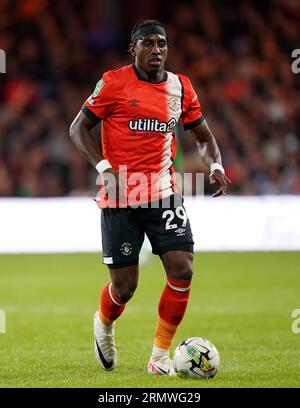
top-left (0, 252), bottom-right (300, 388)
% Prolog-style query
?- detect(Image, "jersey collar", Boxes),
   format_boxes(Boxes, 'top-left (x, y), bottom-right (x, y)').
top-left (132, 64), bottom-right (168, 84)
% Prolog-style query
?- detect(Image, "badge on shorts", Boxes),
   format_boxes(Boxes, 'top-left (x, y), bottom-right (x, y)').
top-left (120, 242), bottom-right (132, 256)
top-left (92, 78), bottom-right (105, 97)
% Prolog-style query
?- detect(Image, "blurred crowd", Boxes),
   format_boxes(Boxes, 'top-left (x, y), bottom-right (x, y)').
top-left (0, 0), bottom-right (300, 197)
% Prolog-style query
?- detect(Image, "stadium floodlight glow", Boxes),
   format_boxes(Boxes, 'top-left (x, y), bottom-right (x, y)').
top-left (0, 49), bottom-right (6, 73)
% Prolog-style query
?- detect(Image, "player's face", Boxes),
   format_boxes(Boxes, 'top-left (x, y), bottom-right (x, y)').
top-left (134, 34), bottom-right (168, 74)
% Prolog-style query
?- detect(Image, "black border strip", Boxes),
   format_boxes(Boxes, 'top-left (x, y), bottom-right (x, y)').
top-left (183, 115), bottom-right (205, 130)
top-left (81, 104), bottom-right (101, 124)
top-left (0, 388), bottom-right (295, 405)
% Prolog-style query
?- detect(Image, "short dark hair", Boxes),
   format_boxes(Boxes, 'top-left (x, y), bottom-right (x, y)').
top-left (130, 20), bottom-right (168, 46)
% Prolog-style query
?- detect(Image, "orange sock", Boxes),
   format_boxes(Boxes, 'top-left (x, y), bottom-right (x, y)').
top-left (154, 317), bottom-right (178, 350)
top-left (99, 282), bottom-right (126, 325)
top-left (154, 277), bottom-right (191, 350)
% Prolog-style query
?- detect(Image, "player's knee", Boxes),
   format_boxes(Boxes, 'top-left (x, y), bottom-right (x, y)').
top-left (114, 282), bottom-right (137, 303)
top-left (168, 253), bottom-right (193, 281)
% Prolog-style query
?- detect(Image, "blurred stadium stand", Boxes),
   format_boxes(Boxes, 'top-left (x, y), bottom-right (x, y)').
top-left (0, 0), bottom-right (300, 197)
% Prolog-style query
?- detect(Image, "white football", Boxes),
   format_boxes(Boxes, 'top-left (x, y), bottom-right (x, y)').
top-left (173, 337), bottom-right (220, 379)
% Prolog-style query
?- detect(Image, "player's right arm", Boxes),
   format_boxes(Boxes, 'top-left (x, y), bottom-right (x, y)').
top-left (69, 73), bottom-right (122, 198)
top-left (69, 110), bottom-right (104, 167)
top-left (69, 72), bottom-right (114, 167)
top-left (69, 112), bottom-right (119, 198)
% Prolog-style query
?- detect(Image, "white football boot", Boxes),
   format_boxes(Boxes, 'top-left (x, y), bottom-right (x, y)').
top-left (94, 311), bottom-right (116, 371)
top-left (147, 355), bottom-right (176, 376)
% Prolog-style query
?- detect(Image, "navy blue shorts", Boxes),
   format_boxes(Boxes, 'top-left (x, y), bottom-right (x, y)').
top-left (101, 194), bottom-right (194, 269)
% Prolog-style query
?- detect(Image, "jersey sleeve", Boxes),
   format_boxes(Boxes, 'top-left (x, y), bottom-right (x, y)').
top-left (81, 71), bottom-right (115, 123)
top-left (178, 75), bottom-right (204, 130)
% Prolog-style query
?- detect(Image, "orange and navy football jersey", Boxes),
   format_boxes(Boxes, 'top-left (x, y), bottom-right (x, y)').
top-left (82, 64), bottom-right (204, 207)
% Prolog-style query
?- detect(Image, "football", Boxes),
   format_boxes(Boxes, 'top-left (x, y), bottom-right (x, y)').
top-left (173, 337), bottom-right (220, 379)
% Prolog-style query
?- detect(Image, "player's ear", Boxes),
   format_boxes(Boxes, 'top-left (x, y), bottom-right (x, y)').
top-left (129, 43), bottom-right (136, 57)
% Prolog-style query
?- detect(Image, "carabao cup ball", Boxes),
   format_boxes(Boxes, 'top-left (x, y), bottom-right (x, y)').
top-left (173, 337), bottom-right (220, 379)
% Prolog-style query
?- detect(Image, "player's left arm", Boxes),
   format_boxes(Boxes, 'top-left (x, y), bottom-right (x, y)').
top-left (189, 120), bottom-right (231, 197)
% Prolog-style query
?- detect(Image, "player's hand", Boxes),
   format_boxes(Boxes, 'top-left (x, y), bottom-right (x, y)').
top-left (209, 170), bottom-right (231, 197)
top-left (102, 168), bottom-right (127, 200)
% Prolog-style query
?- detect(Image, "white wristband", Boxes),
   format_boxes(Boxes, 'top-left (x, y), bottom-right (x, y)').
top-left (95, 159), bottom-right (112, 174)
top-left (210, 162), bottom-right (224, 175)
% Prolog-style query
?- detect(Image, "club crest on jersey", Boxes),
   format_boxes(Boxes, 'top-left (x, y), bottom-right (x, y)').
top-left (128, 117), bottom-right (176, 133)
top-left (168, 97), bottom-right (180, 112)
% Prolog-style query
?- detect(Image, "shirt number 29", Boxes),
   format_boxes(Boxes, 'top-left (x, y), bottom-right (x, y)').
top-left (162, 206), bottom-right (187, 230)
